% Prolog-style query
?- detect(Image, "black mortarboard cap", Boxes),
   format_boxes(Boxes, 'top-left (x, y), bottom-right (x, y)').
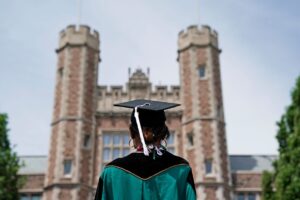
top-left (114, 99), bottom-right (180, 128)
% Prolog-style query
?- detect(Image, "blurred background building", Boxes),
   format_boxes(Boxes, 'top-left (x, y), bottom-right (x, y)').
top-left (18, 24), bottom-right (275, 200)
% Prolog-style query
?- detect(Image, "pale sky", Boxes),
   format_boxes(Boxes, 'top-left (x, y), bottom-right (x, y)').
top-left (0, 0), bottom-right (299, 156)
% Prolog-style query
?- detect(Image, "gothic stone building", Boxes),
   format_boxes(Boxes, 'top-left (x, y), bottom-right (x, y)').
top-left (18, 25), bottom-right (276, 200)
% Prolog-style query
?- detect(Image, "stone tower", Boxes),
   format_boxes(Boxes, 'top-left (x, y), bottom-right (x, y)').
top-left (44, 25), bottom-right (100, 200)
top-left (178, 25), bottom-right (231, 199)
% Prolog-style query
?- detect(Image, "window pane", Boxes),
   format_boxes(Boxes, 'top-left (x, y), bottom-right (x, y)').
top-left (167, 133), bottom-right (174, 145)
top-left (113, 149), bottom-right (120, 159)
top-left (237, 193), bottom-right (245, 200)
top-left (32, 194), bottom-right (42, 200)
top-left (198, 66), bottom-right (206, 78)
top-left (84, 135), bottom-right (91, 148)
top-left (58, 67), bottom-right (64, 78)
top-left (187, 132), bottom-right (194, 146)
top-left (103, 134), bottom-right (111, 145)
top-left (248, 193), bottom-right (256, 200)
top-left (113, 135), bottom-right (121, 145)
top-left (103, 148), bottom-right (110, 161)
top-left (123, 148), bottom-right (130, 156)
top-left (123, 134), bottom-right (130, 145)
top-left (20, 195), bottom-right (30, 200)
top-left (205, 159), bottom-right (212, 174)
top-left (64, 160), bottom-right (72, 175)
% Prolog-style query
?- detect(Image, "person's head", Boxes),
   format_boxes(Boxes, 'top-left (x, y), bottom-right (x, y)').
top-left (129, 108), bottom-right (170, 147)
top-left (114, 99), bottom-right (179, 155)
top-left (129, 122), bottom-right (170, 148)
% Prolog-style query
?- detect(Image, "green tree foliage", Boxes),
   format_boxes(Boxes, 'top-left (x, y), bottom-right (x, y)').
top-left (262, 170), bottom-right (275, 200)
top-left (262, 76), bottom-right (300, 200)
top-left (0, 113), bottom-right (23, 200)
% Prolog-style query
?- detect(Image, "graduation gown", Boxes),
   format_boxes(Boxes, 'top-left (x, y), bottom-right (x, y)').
top-left (94, 151), bottom-right (196, 200)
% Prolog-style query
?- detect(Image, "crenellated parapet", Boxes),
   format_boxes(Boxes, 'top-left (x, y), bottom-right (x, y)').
top-left (178, 25), bottom-right (219, 52)
top-left (151, 85), bottom-right (180, 99)
top-left (98, 85), bottom-right (127, 97)
top-left (57, 25), bottom-right (100, 52)
top-left (97, 69), bottom-right (181, 112)
top-left (97, 84), bottom-right (180, 101)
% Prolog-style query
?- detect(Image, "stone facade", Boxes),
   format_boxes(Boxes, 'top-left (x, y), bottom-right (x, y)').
top-left (20, 174), bottom-right (45, 194)
top-left (18, 24), bottom-right (271, 200)
top-left (178, 25), bottom-right (231, 199)
top-left (93, 69), bottom-right (183, 186)
top-left (43, 25), bottom-right (100, 200)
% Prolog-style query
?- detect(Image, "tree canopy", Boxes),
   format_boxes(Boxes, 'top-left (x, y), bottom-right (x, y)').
top-left (262, 76), bottom-right (300, 200)
top-left (0, 113), bottom-right (23, 200)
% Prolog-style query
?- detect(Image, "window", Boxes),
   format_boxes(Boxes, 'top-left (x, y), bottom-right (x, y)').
top-left (20, 194), bottom-right (42, 200)
top-left (217, 104), bottom-right (223, 119)
top-left (123, 148), bottom-right (130, 156)
top-left (237, 194), bottom-right (245, 200)
top-left (102, 132), bottom-right (131, 166)
top-left (63, 160), bottom-right (72, 176)
top-left (123, 134), bottom-right (130, 145)
top-left (113, 135), bottom-right (121, 145)
top-left (166, 132), bottom-right (176, 154)
top-left (167, 133), bottom-right (174, 144)
top-left (83, 135), bottom-right (91, 148)
top-left (113, 149), bottom-right (120, 159)
top-left (58, 67), bottom-right (64, 78)
top-left (205, 159), bottom-right (213, 174)
top-left (103, 148), bottom-right (110, 161)
top-left (235, 193), bottom-right (256, 200)
top-left (103, 134), bottom-right (111, 145)
top-left (248, 193), bottom-right (256, 200)
top-left (21, 196), bottom-right (30, 200)
top-left (31, 195), bottom-right (41, 200)
top-left (198, 65), bottom-right (206, 78)
top-left (187, 132), bottom-right (194, 147)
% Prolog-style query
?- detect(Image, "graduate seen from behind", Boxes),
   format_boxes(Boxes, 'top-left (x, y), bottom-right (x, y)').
top-left (94, 99), bottom-right (196, 200)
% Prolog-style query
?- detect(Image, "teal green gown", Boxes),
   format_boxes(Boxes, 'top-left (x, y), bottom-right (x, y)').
top-left (94, 151), bottom-right (196, 200)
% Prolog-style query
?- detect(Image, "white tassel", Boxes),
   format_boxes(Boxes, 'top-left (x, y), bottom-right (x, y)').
top-left (134, 107), bottom-right (149, 156)
top-left (155, 146), bottom-right (163, 156)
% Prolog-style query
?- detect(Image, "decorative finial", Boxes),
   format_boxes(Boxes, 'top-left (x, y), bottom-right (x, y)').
top-left (147, 67), bottom-right (150, 78)
top-left (128, 67), bottom-right (131, 79)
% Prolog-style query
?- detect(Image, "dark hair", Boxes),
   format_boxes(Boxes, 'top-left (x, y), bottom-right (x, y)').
top-left (129, 124), bottom-right (170, 144)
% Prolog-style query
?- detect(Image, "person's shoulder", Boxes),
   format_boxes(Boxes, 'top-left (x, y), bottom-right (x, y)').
top-left (102, 151), bottom-right (191, 180)
top-left (105, 153), bottom-right (137, 167)
top-left (163, 151), bottom-right (190, 166)
top-left (106, 151), bottom-right (190, 167)
top-left (101, 154), bottom-right (136, 176)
